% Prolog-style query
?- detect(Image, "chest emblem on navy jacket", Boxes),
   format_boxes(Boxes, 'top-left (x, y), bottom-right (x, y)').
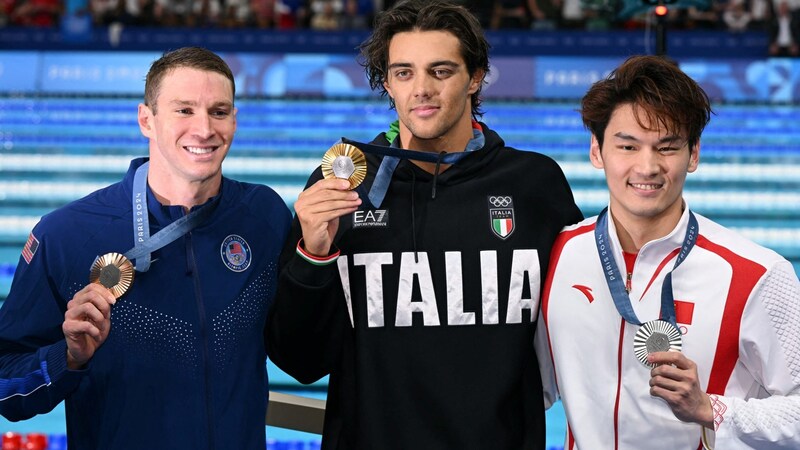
top-left (352, 209), bottom-right (389, 228)
top-left (221, 235), bottom-right (251, 272)
top-left (488, 196), bottom-right (515, 239)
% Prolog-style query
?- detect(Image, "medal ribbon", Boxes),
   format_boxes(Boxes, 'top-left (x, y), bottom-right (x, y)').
top-left (343, 124), bottom-right (485, 208)
top-left (123, 161), bottom-right (221, 272)
top-left (594, 207), bottom-right (698, 327)
top-left (342, 137), bottom-right (473, 164)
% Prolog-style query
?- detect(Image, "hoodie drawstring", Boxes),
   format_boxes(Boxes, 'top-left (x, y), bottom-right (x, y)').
top-left (410, 168), bottom-right (419, 263)
top-left (431, 151), bottom-right (446, 200)
top-left (410, 154), bottom-right (446, 263)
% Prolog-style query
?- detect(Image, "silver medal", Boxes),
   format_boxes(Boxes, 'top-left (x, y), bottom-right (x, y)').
top-left (633, 319), bottom-right (682, 368)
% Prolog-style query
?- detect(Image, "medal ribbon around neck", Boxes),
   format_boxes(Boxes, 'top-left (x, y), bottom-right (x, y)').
top-left (342, 124), bottom-right (484, 209)
top-left (123, 161), bottom-right (221, 272)
top-left (594, 207), bottom-right (699, 327)
top-left (341, 137), bottom-right (472, 165)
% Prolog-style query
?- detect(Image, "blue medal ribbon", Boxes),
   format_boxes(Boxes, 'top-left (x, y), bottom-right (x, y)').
top-left (594, 207), bottom-right (698, 327)
top-left (342, 137), bottom-right (473, 165)
top-left (121, 161), bottom-right (220, 272)
top-left (342, 124), bottom-right (485, 208)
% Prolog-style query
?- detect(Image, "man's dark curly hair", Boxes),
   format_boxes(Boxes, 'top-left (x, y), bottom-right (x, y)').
top-left (358, 0), bottom-right (491, 118)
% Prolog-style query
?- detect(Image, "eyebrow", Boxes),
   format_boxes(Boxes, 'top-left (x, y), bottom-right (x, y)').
top-left (387, 60), bottom-right (461, 70)
top-left (427, 60), bottom-right (459, 68)
top-left (168, 100), bottom-right (233, 108)
top-left (612, 132), bottom-right (684, 144)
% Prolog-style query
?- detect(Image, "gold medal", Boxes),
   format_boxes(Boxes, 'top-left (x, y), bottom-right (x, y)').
top-left (89, 253), bottom-right (134, 299)
top-left (321, 143), bottom-right (367, 190)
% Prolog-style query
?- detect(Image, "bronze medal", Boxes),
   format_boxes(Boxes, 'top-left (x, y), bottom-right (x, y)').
top-left (321, 143), bottom-right (367, 190)
top-left (89, 253), bottom-right (134, 299)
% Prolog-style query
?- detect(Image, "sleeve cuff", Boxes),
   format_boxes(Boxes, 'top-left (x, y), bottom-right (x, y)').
top-left (701, 425), bottom-right (715, 450)
top-left (44, 340), bottom-right (70, 379)
top-left (44, 340), bottom-right (85, 392)
top-left (708, 393), bottom-right (728, 431)
top-left (296, 238), bottom-right (340, 266)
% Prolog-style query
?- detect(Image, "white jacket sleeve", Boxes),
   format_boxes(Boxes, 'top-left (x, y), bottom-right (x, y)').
top-left (712, 260), bottom-right (800, 448)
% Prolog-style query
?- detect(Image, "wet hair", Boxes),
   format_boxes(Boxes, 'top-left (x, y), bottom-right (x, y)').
top-left (143, 47), bottom-right (235, 114)
top-left (359, 0), bottom-right (491, 118)
top-left (580, 55), bottom-right (712, 152)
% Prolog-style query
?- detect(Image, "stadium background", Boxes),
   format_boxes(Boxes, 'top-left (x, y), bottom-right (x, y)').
top-left (1, 3), bottom-right (799, 447)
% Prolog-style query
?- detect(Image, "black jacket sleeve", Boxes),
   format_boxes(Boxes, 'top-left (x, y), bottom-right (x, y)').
top-left (265, 169), bottom-right (351, 385)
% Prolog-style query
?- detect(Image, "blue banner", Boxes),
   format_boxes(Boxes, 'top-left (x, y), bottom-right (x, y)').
top-left (2, 50), bottom-right (799, 102)
top-left (0, 52), bottom-right (40, 91)
top-left (38, 52), bottom-right (156, 93)
top-left (532, 57), bottom-right (619, 99)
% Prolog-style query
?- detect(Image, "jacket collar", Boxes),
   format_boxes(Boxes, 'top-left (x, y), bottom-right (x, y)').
top-left (605, 201), bottom-right (693, 266)
top-left (122, 157), bottom-right (226, 228)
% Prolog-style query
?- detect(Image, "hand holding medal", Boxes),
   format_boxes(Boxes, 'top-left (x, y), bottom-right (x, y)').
top-left (64, 258), bottom-right (128, 370)
top-left (646, 344), bottom-right (715, 433)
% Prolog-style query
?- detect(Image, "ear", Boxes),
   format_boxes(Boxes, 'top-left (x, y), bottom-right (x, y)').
top-left (138, 103), bottom-right (154, 139)
top-left (688, 142), bottom-right (700, 173)
top-left (383, 80), bottom-right (393, 100)
top-left (468, 69), bottom-right (485, 95)
top-left (589, 134), bottom-right (604, 169)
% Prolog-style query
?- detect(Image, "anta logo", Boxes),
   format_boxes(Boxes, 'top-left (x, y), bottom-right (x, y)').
top-left (353, 209), bottom-right (389, 228)
top-left (488, 196), bottom-right (515, 239)
top-left (572, 285), bottom-right (594, 303)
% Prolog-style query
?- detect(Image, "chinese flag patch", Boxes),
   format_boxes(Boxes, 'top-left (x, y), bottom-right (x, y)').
top-left (674, 300), bottom-right (695, 325)
top-left (22, 233), bottom-right (40, 264)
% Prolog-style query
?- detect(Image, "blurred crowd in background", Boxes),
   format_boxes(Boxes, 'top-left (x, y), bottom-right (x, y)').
top-left (0, 0), bottom-right (798, 55)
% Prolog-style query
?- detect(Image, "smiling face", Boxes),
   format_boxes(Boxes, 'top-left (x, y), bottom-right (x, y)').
top-left (138, 66), bottom-right (236, 206)
top-left (590, 103), bottom-right (699, 241)
top-left (383, 29), bottom-right (483, 152)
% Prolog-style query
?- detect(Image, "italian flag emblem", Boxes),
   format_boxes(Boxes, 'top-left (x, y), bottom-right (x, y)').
top-left (493, 217), bottom-right (514, 237)
top-left (488, 196), bottom-right (515, 240)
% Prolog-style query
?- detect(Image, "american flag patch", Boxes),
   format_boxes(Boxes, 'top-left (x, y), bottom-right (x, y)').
top-left (22, 233), bottom-right (40, 264)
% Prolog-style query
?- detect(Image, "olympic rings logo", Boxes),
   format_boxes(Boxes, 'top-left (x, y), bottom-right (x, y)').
top-left (489, 196), bottom-right (512, 207)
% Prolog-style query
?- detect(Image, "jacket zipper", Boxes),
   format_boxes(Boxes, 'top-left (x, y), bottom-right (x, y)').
top-left (186, 231), bottom-right (216, 450)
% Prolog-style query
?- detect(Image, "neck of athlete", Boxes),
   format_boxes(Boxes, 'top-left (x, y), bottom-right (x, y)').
top-left (611, 202), bottom-right (685, 253)
top-left (398, 117), bottom-right (474, 174)
top-left (148, 173), bottom-right (221, 213)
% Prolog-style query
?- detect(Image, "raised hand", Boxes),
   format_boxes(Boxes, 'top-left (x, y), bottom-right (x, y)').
top-left (63, 283), bottom-right (116, 369)
top-left (648, 351), bottom-right (714, 429)
top-left (295, 178), bottom-right (362, 256)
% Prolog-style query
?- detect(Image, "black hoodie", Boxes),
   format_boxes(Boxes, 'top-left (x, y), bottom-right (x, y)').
top-left (267, 123), bottom-right (583, 449)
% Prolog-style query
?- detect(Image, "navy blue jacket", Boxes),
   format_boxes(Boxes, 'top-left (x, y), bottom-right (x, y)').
top-left (0, 158), bottom-right (291, 449)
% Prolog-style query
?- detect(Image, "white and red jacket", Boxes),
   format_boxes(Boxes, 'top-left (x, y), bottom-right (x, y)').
top-left (537, 205), bottom-right (800, 450)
